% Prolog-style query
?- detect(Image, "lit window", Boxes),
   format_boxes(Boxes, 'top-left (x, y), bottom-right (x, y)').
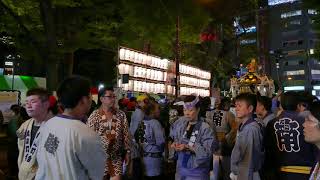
top-left (284, 86), bottom-right (305, 91)
top-left (286, 49), bottom-right (305, 56)
top-left (236, 26), bottom-right (256, 35)
top-left (310, 49), bottom-right (315, 55)
top-left (268, 0), bottom-right (298, 6)
top-left (314, 86), bottom-right (320, 90)
top-left (308, 9), bottom-right (318, 15)
top-left (312, 70), bottom-right (320, 75)
top-left (240, 39), bottom-right (256, 45)
top-left (281, 10), bottom-right (302, 19)
top-left (284, 70), bottom-right (305, 76)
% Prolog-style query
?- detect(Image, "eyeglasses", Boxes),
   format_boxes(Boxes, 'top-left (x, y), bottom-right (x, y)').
top-left (103, 95), bottom-right (116, 99)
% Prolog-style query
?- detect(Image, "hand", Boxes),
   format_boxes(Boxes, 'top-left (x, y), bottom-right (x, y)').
top-left (276, 90), bottom-right (282, 97)
top-left (230, 172), bottom-right (238, 180)
top-left (170, 142), bottom-right (177, 149)
top-left (174, 144), bottom-right (189, 151)
top-left (124, 152), bottom-right (130, 166)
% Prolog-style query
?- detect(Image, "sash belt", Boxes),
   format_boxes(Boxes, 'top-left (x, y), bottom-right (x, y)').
top-left (280, 166), bottom-right (312, 174)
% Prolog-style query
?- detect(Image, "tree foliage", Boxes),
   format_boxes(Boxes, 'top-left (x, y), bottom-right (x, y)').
top-left (119, 0), bottom-right (211, 57)
top-left (0, 0), bottom-right (124, 90)
top-left (0, 0), bottom-right (261, 90)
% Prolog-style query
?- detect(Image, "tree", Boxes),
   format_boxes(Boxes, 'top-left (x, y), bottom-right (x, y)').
top-left (187, 0), bottom-right (261, 89)
top-left (0, 0), bottom-right (122, 90)
top-left (118, 0), bottom-right (211, 57)
top-left (0, 0), bottom-right (261, 91)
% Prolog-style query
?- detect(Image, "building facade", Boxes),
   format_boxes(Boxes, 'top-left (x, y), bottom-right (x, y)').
top-left (268, 0), bottom-right (319, 95)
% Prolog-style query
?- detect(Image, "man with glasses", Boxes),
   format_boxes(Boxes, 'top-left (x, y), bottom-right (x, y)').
top-left (35, 76), bottom-right (106, 180)
top-left (17, 88), bottom-right (54, 180)
top-left (87, 86), bottom-right (131, 180)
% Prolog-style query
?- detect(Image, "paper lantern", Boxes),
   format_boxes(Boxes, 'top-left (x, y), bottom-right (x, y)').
top-left (136, 53), bottom-right (142, 64)
top-left (119, 49), bottom-right (125, 60)
top-left (118, 64), bottom-right (124, 74)
top-left (134, 52), bottom-right (139, 62)
top-left (146, 55), bottom-right (152, 66)
top-left (129, 51), bottom-right (134, 62)
top-left (124, 50), bottom-right (130, 60)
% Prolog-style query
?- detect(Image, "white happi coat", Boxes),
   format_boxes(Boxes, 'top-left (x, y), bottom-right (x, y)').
top-left (17, 118), bottom-right (40, 180)
top-left (35, 115), bottom-right (106, 180)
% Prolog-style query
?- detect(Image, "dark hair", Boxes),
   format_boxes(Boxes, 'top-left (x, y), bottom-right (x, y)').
top-left (297, 91), bottom-right (314, 110)
top-left (20, 106), bottom-right (30, 120)
top-left (183, 95), bottom-right (201, 109)
top-left (235, 93), bottom-right (257, 112)
top-left (26, 88), bottom-right (50, 102)
top-left (97, 85), bottom-right (114, 107)
top-left (171, 104), bottom-right (184, 116)
top-left (57, 76), bottom-right (91, 109)
top-left (10, 104), bottom-right (20, 115)
top-left (257, 96), bottom-right (272, 112)
top-left (280, 91), bottom-right (299, 111)
top-left (98, 86), bottom-right (114, 97)
top-left (130, 97), bottom-right (136, 102)
top-left (201, 97), bottom-right (211, 108)
top-left (219, 98), bottom-right (231, 110)
top-left (310, 101), bottom-right (320, 122)
top-left (143, 101), bottom-right (158, 118)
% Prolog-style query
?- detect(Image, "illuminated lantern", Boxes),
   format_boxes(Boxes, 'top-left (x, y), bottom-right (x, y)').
top-left (119, 49), bottom-right (125, 60)
top-left (129, 51), bottom-right (135, 62)
top-left (129, 80), bottom-right (133, 91)
top-left (134, 52), bottom-right (139, 62)
top-left (129, 65), bottom-right (134, 76)
top-left (146, 55), bottom-right (152, 66)
top-left (146, 69), bottom-right (151, 79)
top-left (138, 53), bottom-right (143, 64)
top-left (118, 64), bottom-right (124, 74)
top-left (125, 50), bottom-right (130, 60)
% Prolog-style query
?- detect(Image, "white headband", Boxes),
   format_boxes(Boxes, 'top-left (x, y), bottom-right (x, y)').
top-left (183, 96), bottom-right (200, 109)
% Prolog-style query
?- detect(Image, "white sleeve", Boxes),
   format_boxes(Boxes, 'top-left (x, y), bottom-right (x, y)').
top-left (76, 127), bottom-right (107, 180)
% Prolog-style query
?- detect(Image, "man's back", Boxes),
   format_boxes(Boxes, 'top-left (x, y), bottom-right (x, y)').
top-left (231, 119), bottom-right (264, 180)
top-left (35, 116), bottom-right (106, 180)
top-left (130, 108), bottom-right (144, 135)
top-left (265, 111), bottom-right (317, 180)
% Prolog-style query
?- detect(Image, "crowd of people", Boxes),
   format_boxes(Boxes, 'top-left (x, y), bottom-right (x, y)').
top-left (2, 75), bottom-right (320, 180)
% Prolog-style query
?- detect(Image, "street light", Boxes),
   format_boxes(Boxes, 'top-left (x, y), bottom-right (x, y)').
top-left (270, 49), bottom-right (286, 89)
top-left (5, 54), bottom-right (20, 90)
top-left (98, 84), bottom-right (104, 91)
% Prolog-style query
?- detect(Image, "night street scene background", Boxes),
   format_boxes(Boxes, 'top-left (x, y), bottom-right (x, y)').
top-left (0, 0), bottom-right (320, 180)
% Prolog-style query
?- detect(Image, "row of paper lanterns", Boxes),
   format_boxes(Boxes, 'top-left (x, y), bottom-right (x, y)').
top-left (118, 63), bottom-right (211, 87)
top-left (180, 87), bottom-right (210, 97)
top-left (133, 67), bottom-right (165, 81)
top-left (118, 78), bottom-right (209, 96)
top-left (118, 79), bottom-right (175, 94)
top-left (119, 48), bottom-right (168, 69)
top-left (179, 64), bottom-right (211, 80)
top-left (119, 48), bottom-right (211, 79)
top-left (118, 64), bottom-right (166, 81)
top-left (180, 75), bottom-right (210, 88)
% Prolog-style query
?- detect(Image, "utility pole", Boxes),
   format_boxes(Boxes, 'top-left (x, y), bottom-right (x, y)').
top-left (175, 16), bottom-right (180, 98)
